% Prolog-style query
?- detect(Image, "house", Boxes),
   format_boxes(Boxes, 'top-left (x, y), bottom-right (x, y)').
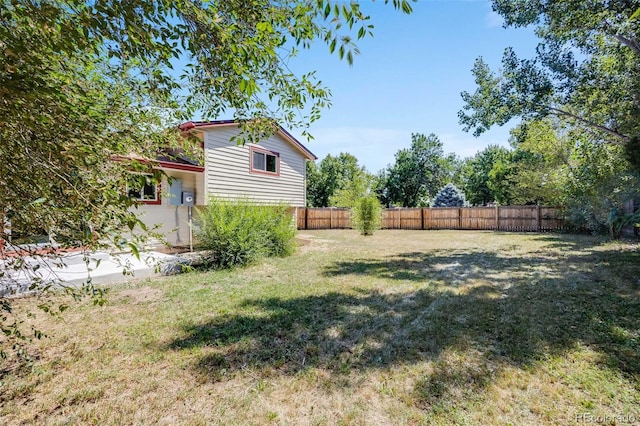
top-left (134, 120), bottom-right (317, 247)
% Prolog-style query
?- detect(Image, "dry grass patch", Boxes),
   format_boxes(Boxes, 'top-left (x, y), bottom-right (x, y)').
top-left (1, 230), bottom-right (639, 425)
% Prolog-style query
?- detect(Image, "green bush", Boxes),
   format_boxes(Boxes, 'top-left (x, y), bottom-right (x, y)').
top-left (194, 197), bottom-right (296, 269)
top-left (606, 206), bottom-right (640, 239)
top-left (352, 195), bottom-right (382, 236)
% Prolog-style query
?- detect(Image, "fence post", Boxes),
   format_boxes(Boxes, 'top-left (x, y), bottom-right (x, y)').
top-left (495, 205), bottom-right (499, 230)
top-left (304, 207), bottom-right (308, 230)
top-left (458, 207), bottom-right (462, 230)
top-left (330, 208), bottom-right (334, 229)
top-left (295, 207), bottom-right (299, 230)
top-left (421, 208), bottom-right (425, 230)
top-left (536, 204), bottom-right (541, 232)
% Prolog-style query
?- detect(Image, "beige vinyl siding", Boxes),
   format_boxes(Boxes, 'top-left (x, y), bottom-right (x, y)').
top-left (134, 170), bottom-right (203, 247)
top-left (203, 126), bottom-right (308, 206)
top-left (193, 171), bottom-right (205, 206)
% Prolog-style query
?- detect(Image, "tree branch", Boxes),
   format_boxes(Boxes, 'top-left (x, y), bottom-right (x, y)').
top-left (601, 19), bottom-right (640, 56)
top-left (547, 107), bottom-right (631, 143)
top-left (612, 33), bottom-right (640, 56)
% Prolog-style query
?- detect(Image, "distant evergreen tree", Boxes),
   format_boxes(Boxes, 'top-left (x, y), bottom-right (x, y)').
top-left (432, 184), bottom-right (467, 207)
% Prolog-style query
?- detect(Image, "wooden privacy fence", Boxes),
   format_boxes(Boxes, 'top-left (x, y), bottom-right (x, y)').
top-left (296, 206), bottom-right (564, 232)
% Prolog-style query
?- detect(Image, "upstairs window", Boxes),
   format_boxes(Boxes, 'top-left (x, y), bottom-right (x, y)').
top-left (250, 146), bottom-right (279, 176)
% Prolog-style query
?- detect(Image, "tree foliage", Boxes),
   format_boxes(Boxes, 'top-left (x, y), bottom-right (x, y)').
top-left (382, 133), bottom-right (450, 207)
top-left (459, 1), bottom-right (640, 167)
top-left (562, 132), bottom-right (640, 234)
top-left (508, 118), bottom-right (573, 206)
top-left (461, 145), bottom-right (513, 206)
top-left (306, 153), bottom-right (371, 207)
top-left (330, 170), bottom-right (374, 208)
top-left (508, 117), bottom-right (640, 234)
top-left (372, 169), bottom-right (393, 208)
top-left (460, 117), bottom-right (640, 234)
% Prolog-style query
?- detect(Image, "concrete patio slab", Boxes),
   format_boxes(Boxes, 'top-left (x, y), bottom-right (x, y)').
top-left (1, 251), bottom-right (177, 296)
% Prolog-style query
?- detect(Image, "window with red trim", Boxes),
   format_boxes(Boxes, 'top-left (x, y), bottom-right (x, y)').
top-left (250, 146), bottom-right (279, 176)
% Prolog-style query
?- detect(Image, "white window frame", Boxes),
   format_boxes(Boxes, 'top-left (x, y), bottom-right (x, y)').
top-left (250, 146), bottom-right (280, 176)
top-left (127, 173), bottom-right (160, 204)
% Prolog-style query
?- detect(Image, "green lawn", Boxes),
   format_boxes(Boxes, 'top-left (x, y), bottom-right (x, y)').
top-left (1, 230), bottom-right (639, 425)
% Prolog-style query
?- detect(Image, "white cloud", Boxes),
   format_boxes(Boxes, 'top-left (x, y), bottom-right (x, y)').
top-left (439, 132), bottom-right (509, 159)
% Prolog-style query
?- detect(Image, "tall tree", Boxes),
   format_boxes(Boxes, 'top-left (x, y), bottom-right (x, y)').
top-left (442, 153), bottom-right (465, 188)
top-left (306, 153), bottom-right (370, 207)
top-left (487, 150), bottom-right (518, 205)
top-left (385, 133), bottom-right (448, 207)
top-left (372, 169), bottom-right (393, 208)
top-left (459, 1), bottom-right (640, 169)
top-left (508, 118), bottom-right (573, 205)
top-left (566, 131), bottom-right (640, 234)
top-left (461, 145), bottom-right (513, 206)
top-left (509, 118), bottom-right (640, 232)
top-left (330, 169), bottom-right (374, 208)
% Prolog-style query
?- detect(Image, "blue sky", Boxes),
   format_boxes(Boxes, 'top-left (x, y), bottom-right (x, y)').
top-left (285, 0), bottom-right (540, 173)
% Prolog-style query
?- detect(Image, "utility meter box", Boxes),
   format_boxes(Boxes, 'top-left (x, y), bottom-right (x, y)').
top-left (181, 191), bottom-right (195, 206)
top-left (168, 179), bottom-right (182, 206)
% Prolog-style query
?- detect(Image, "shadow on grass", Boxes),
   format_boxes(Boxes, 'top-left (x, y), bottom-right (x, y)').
top-left (323, 250), bottom-right (542, 283)
top-left (169, 243), bottom-right (640, 408)
top-left (529, 233), bottom-right (612, 251)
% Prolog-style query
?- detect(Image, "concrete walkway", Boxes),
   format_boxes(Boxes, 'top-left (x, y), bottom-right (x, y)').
top-left (1, 251), bottom-right (177, 296)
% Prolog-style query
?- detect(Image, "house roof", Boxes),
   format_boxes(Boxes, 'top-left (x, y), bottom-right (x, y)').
top-left (156, 147), bottom-right (201, 167)
top-left (112, 154), bottom-right (205, 173)
top-left (179, 120), bottom-right (318, 161)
